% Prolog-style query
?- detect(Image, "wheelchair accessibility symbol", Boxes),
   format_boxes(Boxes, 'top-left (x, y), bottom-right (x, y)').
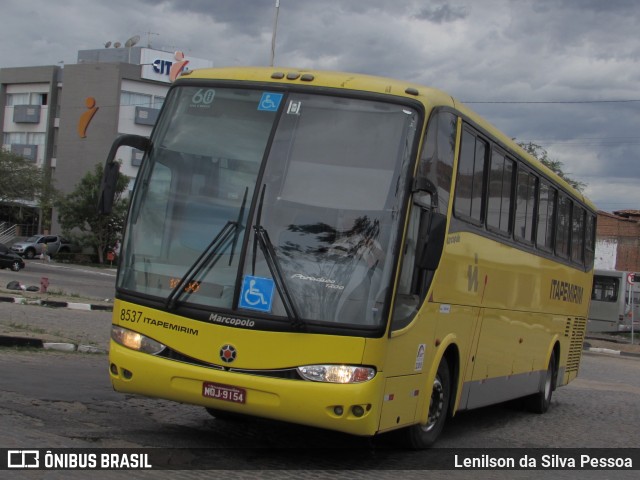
top-left (239, 275), bottom-right (275, 312)
top-left (258, 92), bottom-right (283, 112)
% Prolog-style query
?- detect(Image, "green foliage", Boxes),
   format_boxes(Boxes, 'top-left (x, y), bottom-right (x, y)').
top-left (0, 149), bottom-right (45, 204)
top-left (518, 141), bottom-right (586, 192)
top-left (56, 162), bottom-right (129, 264)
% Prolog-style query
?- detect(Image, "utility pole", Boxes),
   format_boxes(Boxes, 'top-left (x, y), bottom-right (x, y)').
top-left (270, 0), bottom-right (280, 66)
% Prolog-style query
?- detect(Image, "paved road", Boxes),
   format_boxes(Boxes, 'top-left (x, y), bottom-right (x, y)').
top-left (0, 259), bottom-right (117, 301)
top-left (0, 347), bottom-right (638, 479)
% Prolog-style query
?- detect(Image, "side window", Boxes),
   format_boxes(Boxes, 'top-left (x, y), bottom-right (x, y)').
top-left (514, 168), bottom-right (537, 243)
top-left (571, 205), bottom-right (586, 264)
top-left (417, 111), bottom-right (457, 214)
top-left (486, 150), bottom-right (514, 234)
top-left (536, 181), bottom-right (556, 252)
top-left (591, 276), bottom-right (619, 302)
top-left (555, 194), bottom-right (571, 258)
top-left (584, 213), bottom-right (596, 267)
top-left (454, 129), bottom-right (487, 223)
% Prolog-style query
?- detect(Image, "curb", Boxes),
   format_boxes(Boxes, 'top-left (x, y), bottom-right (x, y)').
top-left (0, 295), bottom-right (112, 311)
top-left (0, 335), bottom-right (106, 353)
top-left (583, 345), bottom-right (640, 358)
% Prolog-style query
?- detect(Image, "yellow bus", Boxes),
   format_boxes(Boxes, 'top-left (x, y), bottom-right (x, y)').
top-left (100, 67), bottom-right (596, 448)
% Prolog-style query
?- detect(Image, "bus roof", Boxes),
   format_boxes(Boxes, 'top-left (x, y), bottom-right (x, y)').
top-left (178, 66), bottom-right (595, 211)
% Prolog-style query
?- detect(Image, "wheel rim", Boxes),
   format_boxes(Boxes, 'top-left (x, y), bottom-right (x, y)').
top-left (11, 262), bottom-right (21, 271)
top-left (422, 375), bottom-right (444, 432)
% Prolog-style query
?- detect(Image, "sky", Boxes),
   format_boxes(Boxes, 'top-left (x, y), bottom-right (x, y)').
top-left (2, 0), bottom-right (640, 213)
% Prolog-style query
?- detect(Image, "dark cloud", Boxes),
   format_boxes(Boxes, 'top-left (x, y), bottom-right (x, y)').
top-left (414, 4), bottom-right (468, 23)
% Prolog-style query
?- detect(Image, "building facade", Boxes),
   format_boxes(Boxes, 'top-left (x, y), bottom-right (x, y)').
top-left (1, 46), bottom-right (212, 235)
top-left (595, 210), bottom-right (640, 273)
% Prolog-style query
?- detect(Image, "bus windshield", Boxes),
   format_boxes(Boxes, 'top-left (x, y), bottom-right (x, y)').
top-left (117, 85), bottom-right (419, 329)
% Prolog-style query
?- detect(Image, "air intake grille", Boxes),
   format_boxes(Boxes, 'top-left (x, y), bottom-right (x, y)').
top-left (566, 317), bottom-right (586, 373)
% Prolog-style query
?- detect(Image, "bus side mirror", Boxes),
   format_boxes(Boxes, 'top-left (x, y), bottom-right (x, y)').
top-left (413, 177), bottom-right (437, 210)
top-left (412, 176), bottom-right (446, 271)
top-left (98, 134), bottom-right (150, 214)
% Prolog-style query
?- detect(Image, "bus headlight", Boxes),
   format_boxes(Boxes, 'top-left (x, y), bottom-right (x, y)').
top-left (297, 365), bottom-right (376, 383)
top-left (111, 325), bottom-right (166, 355)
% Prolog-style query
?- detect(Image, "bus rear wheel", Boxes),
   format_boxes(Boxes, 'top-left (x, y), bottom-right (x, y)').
top-left (404, 357), bottom-right (450, 449)
top-left (524, 350), bottom-right (556, 414)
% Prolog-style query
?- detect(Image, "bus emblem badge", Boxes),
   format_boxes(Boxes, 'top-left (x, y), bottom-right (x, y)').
top-left (220, 344), bottom-right (237, 363)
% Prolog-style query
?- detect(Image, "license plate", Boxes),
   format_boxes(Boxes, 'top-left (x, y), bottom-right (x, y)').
top-left (202, 382), bottom-right (246, 404)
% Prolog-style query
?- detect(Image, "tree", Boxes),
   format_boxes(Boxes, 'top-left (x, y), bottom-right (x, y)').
top-left (56, 162), bottom-right (129, 264)
top-left (0, 149), bottom-right (45, 204)
top-left (518, 141), bottom-right (586, 192)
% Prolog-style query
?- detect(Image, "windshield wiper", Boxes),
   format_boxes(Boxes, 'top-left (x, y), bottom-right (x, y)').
top-left (253, 225), bottom-right (305, 331)
top-left (165, 220), bottom-right (239, 310)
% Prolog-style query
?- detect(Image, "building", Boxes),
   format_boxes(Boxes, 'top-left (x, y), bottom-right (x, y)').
top-left (1, 45), bottom-right (212, 236)
top-left (595, 210), bottom-right (640, 272)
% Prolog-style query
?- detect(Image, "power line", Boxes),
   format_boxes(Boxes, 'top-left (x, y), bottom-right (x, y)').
top-left (463, 99), bottom-right (640, 104)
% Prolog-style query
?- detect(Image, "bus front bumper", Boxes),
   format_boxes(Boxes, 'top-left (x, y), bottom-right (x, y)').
top-left (109, 341), bottom-right (384, 437)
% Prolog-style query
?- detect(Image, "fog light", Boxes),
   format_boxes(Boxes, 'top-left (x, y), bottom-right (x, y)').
top-left (333, 406), bottom-right (344, 416)
top-left (352, 405), bottom-right (365, 417)
top-left (122, 369), bottom-right (133, 380)
top-left (110, 363), bottom-right (118, 375)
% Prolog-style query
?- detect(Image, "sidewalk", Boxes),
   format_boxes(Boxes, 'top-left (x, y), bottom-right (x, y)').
top-left (0, 283), bottom-right (113, 311)
top-left (583, 333), bottom-right (640, 358)
top-left (0, 286), bottom-right (113, 353)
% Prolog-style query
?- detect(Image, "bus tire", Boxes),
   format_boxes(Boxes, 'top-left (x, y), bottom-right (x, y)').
top-left (404, 357), bottom-right (451, 449)
top-left (524, 350), bottom-right (556, 414)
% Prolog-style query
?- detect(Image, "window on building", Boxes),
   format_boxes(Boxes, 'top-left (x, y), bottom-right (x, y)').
top-left (6, 93), bottom-right (30, 106)
top-left (3, 132), bottom-right (27, 144)
top-left (153, 96), bottom-right (165, 109)
top-left (6, 92), bottom-right (47, 106)
top-left (2, 132), bottom-right (45, 146)
top-left (121, 91), bottom-right (153, 107)
top-left (27, 133), bottom-right (46, 145)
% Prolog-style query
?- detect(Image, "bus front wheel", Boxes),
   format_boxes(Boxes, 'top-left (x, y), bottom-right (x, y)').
top-left (524, 350), bottom-right (556, 414)
top-left (404, 357), bottom-right (451, 449)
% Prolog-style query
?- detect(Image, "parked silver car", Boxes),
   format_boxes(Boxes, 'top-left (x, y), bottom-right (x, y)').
top-left (10, 235), bottom-right (75, 259)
